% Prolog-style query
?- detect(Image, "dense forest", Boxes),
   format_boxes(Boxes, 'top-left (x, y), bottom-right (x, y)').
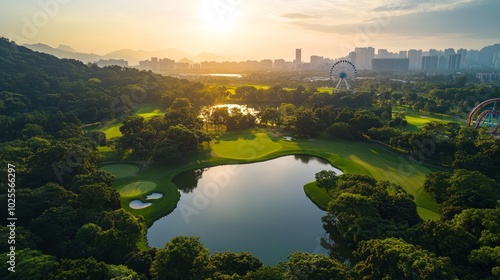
top-left (1, 37), bottom-right (500, 279)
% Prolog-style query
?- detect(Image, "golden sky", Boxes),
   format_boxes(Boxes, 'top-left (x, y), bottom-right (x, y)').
top-left (1, 0), bottom-right (499, 60)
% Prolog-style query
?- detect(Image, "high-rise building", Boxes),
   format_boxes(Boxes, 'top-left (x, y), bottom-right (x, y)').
top-left (377, 49), bottom-right (390, 58)
top-left (422, 56), bottom-right (439, 72)
top-left (438, 56), bottom-right (448, 70)
top-left (159, 58), bottom-right (175, 71)
top-left (428, 49), bottom-right (441, 56)
top-left (295, 49), bottom-right (302, 65)
top-left (372, 58), bottom-right (409, 71)
top-left (274, 59), bottom-right (285, 69)
top-left (348, 51), bottom-right (356, 64)
top-left (441, 48), bottom-right (456, 70)
top-left (408, 49), bottom-right (423, 70)
top-left (448, 54), bottom-right (462, 70)
top-left (260, 59), bottom-right (273, 69)
top-left (457, 49), bottom-right (468, 68)
top-left (466, 50), bottom-right (480, 68)
top-left (355, 47), bottom-right (375, 70)
top-left (399, 51), bottom-right (408, 59)
top-left (96, 59), bottom-right (128, 68)
top-left (310, 55), bottom-right (324, 65)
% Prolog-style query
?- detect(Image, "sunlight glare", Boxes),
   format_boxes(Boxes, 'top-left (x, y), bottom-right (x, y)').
top-left (198, 0), bottom-right (241, 34)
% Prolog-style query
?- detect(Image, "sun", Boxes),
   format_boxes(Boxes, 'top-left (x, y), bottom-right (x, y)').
top-left (198, 0), bottom-right (241, 34)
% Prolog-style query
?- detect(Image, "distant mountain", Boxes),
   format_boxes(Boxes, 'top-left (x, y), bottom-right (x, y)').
top-left (24, 42), bottom-right (229, 65)
top-left (24, 43), bottom-right (102, 63)
top-left (178, 57), bottom-right (195, 64)
top-left (57, 44), bottom-right (76, 53)
top-left (479, 44), bottom-right (500, 66)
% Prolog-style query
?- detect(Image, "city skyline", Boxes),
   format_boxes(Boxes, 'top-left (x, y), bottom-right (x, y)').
top-left (1, 0), bottom-right (499, 61)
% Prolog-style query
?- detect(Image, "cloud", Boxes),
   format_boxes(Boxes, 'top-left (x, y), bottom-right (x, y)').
top-left (280, 13), bottom-right (315, 19)
top-left (283, 0), bottom-right (500, 40)
top-left (370, 0), bottom-right (479, 16)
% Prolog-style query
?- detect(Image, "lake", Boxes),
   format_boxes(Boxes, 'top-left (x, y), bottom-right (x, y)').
top-left (147, 155), bottom-right (343, 264)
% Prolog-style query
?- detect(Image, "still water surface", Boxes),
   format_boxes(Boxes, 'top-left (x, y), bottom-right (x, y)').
top-left (147, 155), bottom-right (342, 264)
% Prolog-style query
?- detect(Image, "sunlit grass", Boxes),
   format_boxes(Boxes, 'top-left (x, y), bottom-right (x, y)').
top-left (393, 106), bottom-right (465, 131)
top-left (84, 104), bottom-right (165, 139)
top-left (119, 181), bottom-right (157, 197)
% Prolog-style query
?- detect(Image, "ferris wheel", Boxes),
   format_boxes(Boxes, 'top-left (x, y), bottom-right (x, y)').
top-left (330, 60), bottom-right (357, 92)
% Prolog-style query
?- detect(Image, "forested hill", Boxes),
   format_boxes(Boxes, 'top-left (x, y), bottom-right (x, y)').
top-left (0, 37), bottom-right (201, 138)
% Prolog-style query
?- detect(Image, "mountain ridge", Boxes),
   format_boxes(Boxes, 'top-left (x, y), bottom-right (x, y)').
top-left (23, 43), bottom-right (227, 65)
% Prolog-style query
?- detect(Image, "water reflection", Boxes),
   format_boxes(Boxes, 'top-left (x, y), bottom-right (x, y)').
top-left (172, 168), bottom-right (205, 193)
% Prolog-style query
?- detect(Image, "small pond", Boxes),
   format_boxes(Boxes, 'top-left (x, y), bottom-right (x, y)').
top-left (147, 155), bottom-right (347, 264)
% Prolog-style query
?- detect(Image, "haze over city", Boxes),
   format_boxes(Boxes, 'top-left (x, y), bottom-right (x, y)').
top-left (1, 0), bottom-right (499, 61)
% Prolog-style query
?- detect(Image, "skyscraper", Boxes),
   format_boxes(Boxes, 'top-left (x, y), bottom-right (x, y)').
top-left (408, 49), bottom-right (423, 70)
top-left (355, 47), bottom-right (375, 70)
top-left (295, 49), bottom-right (302, 65)
top-left (422, 56), bottom-right (439, 72)
top-left (457, 49), bottom-right (468, 68)
top-left (448, 54), bottom-right (462, 70)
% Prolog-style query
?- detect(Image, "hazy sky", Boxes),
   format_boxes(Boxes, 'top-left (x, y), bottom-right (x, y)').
top-left (1, 0), bottom-right (499, 60)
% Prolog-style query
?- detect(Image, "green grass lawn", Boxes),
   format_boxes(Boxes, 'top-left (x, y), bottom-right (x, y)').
top-left (83, 104), bottom-right (165, 139)
top-left (101, 163), bottom-right (140, 179)
top-left (393, 106), bottom-right (465, 131)
top-left (102, 129), bottom-right (441, 226)
top-left (119, 181), bottom-right (157, 197)
top-left (135, 104), bottom-right (165, 119)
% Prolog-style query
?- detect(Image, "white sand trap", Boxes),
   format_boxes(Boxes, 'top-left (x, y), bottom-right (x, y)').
top-left (147, 193), bottom-right (163, 200)
top-left (130, 200), bottom-right (152, 209)
top-left (283, 136), bottom-right (293, 141)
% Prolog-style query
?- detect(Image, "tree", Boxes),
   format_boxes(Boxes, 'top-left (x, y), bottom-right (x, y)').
top-left (423, 169), bottom-right (500, 219)
top-left (211, 107), bottom-right (229, 131)
top-left (75, 183), bottom-right (121, 210)
top-left (244, 266), bottom-right (284, 280)
top-left (409, 220), bottom-right (478, 265)
top-left (0, 249), bottom-right (58, 280)
top-left (327, 122), bottom-right (355, 139)
top-left (351, 109), bottom-right (383, 135)
top-left (260, 108), bottom-right (279, 127)
top-left (293, 107), bottom-right (320, 137)
top-left (164, 98), bottom-right (202, 129)
top-left (423, 171), bottom-right (452, 203)
top-left (85, 130), bottom-right (107, 147)
top-left (165, 124), bottom-right (199, 156)
top-left (30, 205), bottom-right (81, 256)
top-left (51, 258), bottom-right (110, 280)
top-left (208, 252), bottom-right (262, 278)
top-left (151, 236), bottom-right (210, 280)
top-left (315, 170), bottom-right (337, 193)
top-left (280, 252), bottom-right (353, 280)
top-left (451, 206), bottom-right (500, 277)
top-left (354, 238), bottom-right (456, 280)
top-left (0, 183), bottom-right (78, 227)
top-left (71, 170), bottom-right (115, 189)
top-left (152, 141), bottom-right (183, 164)
top-left (120, 115), bottom-right (144, 135)
top-left (27, 140), bottom-right (102, 187)
top-left (125, 248), bottom-right (156, 279)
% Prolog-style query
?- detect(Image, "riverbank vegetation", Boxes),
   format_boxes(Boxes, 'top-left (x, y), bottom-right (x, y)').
top-left (1, 37), bottom-right (500, 279)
